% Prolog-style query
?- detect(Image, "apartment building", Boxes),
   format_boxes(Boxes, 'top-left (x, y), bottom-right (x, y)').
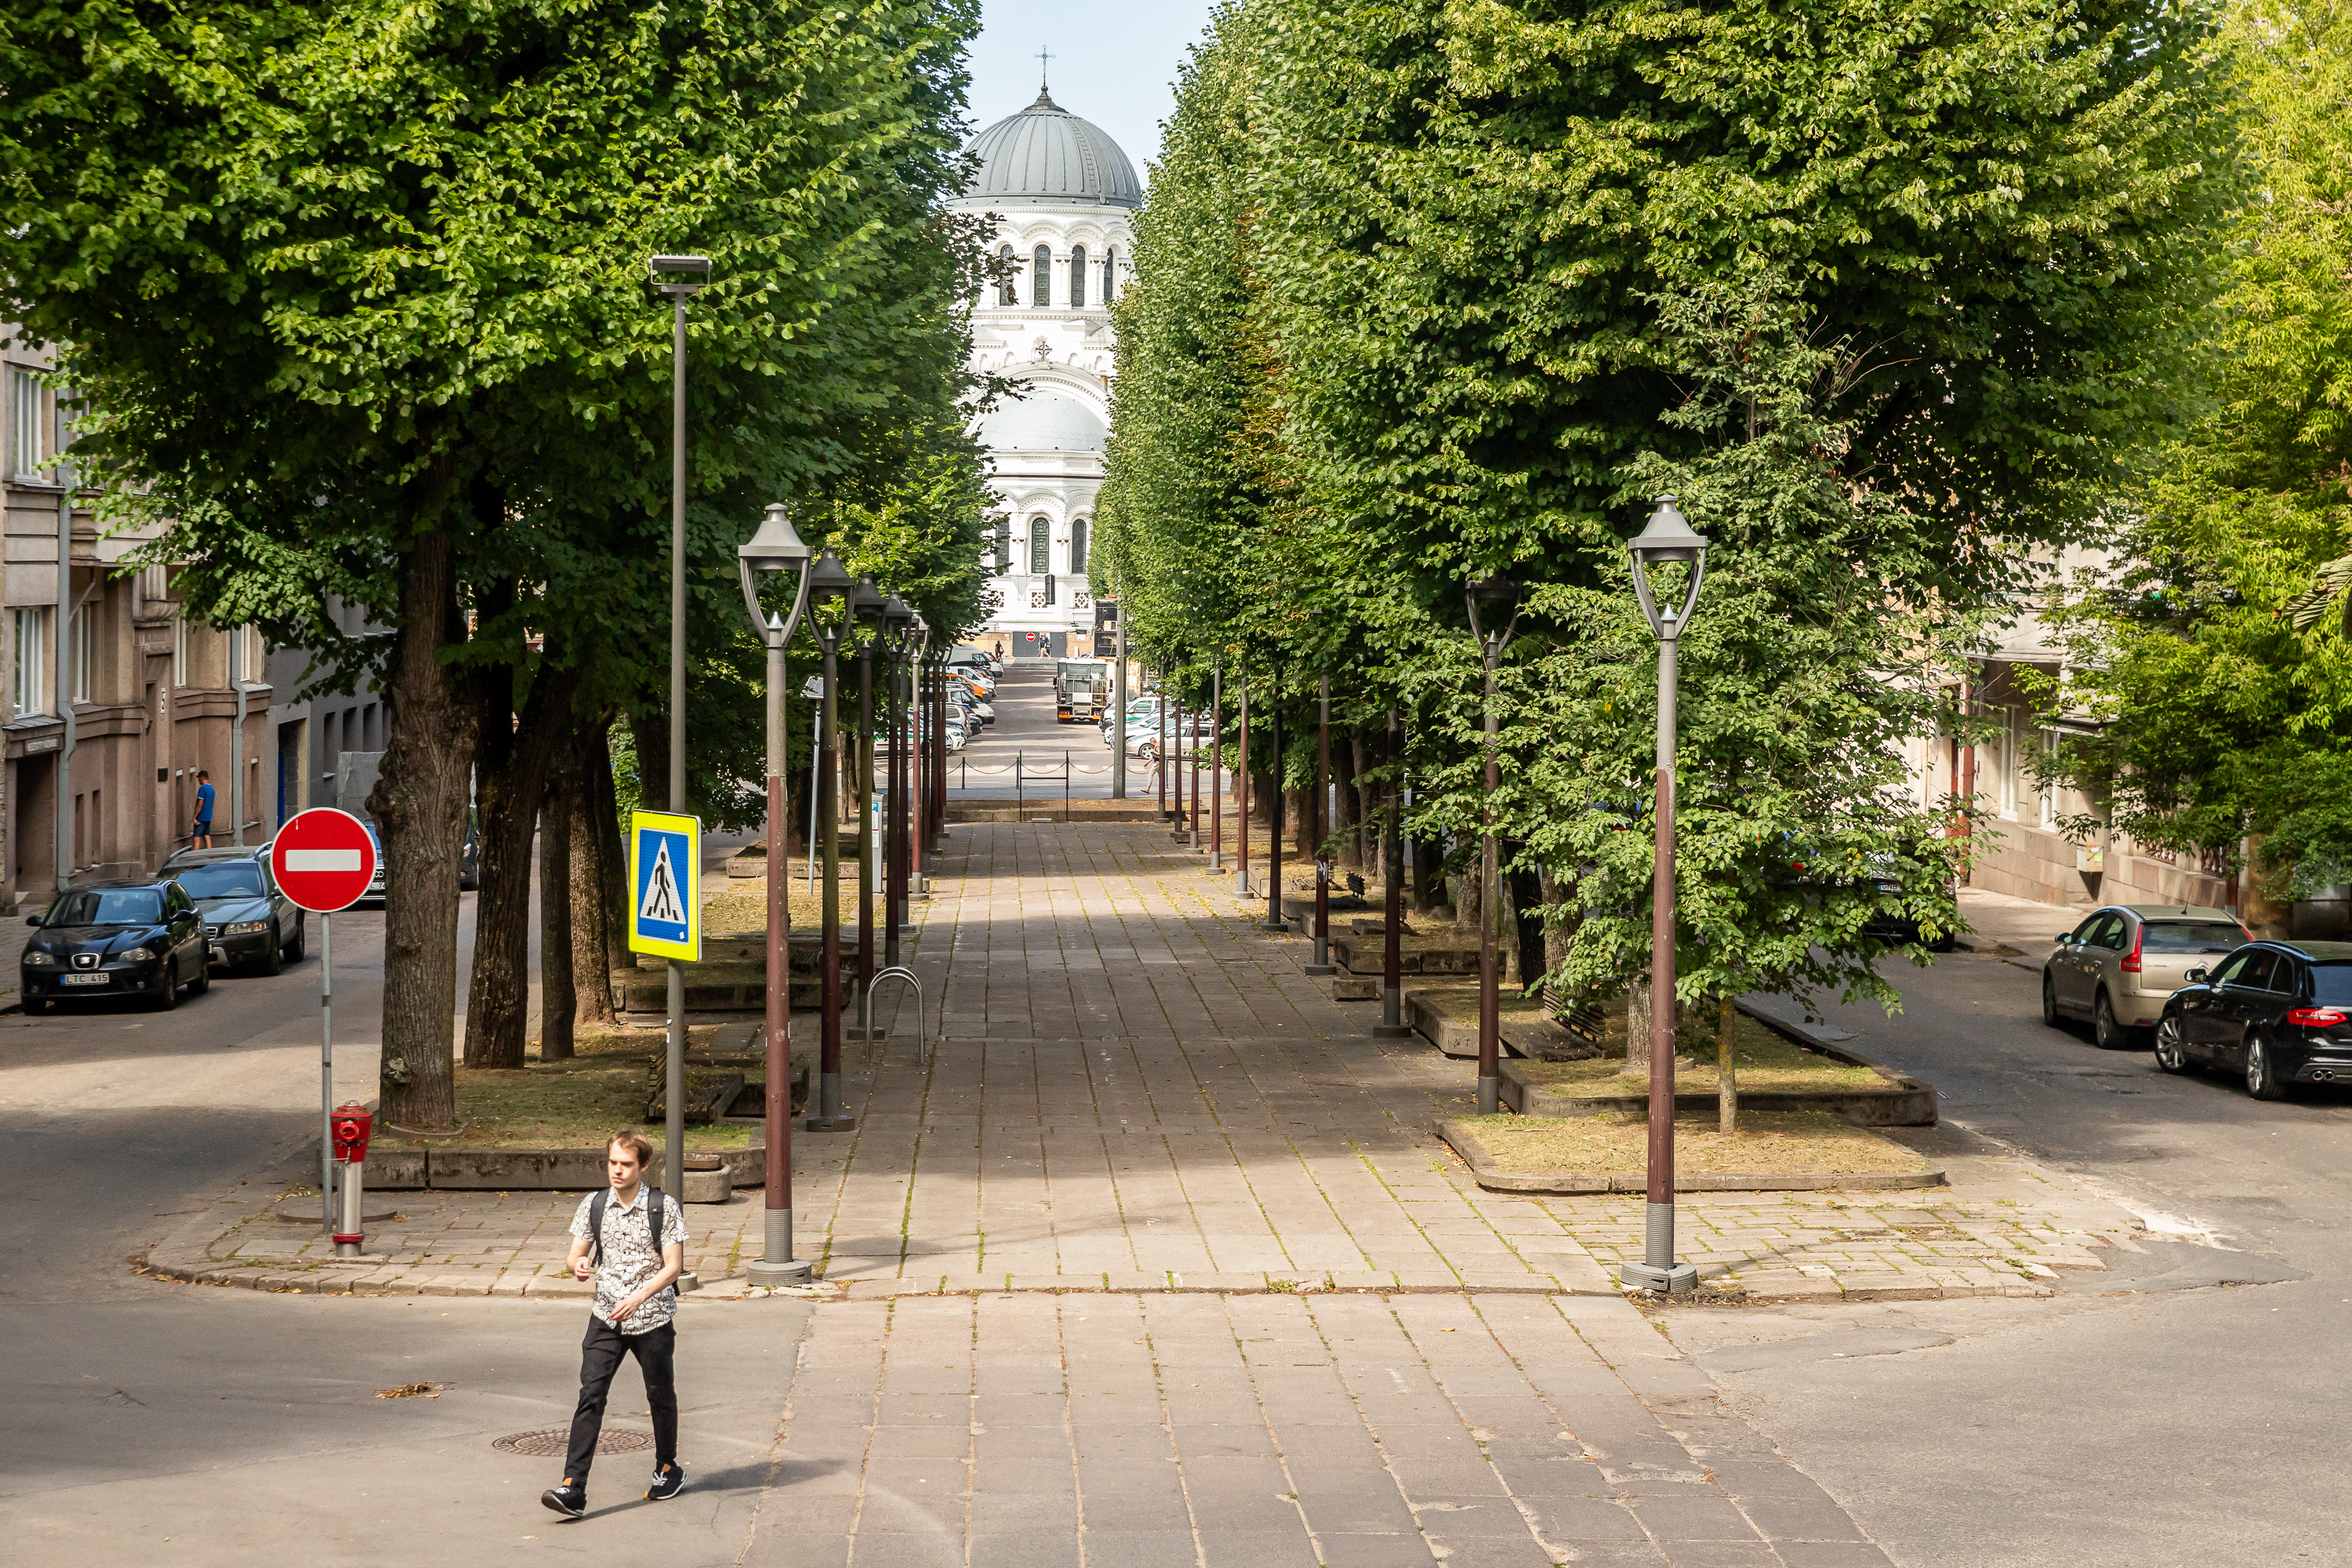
top-left (2, 325), bottom-right (273, 908)
top-left (265, 601), bottom-right (387, 828)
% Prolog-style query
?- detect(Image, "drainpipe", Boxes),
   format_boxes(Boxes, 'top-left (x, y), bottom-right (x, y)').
top-left (54, 470), bottom-right (73, 892)
top-left (231, 672), bottom-right (248, 846)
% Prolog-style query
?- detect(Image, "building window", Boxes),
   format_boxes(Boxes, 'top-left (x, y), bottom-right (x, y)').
top-left (1069, 245), bottom-right (1087, 308)
top-left (1032, 245), bottom-right (1051, 310)
top-left (228, 624), bottom-right (252, 684)
top-left (1029, 516), bottom-right (1051, 577)
top-left (1102, 247), bottom-right (1116, 303)
top-left (1069, 518), bottom-right (1089, 577)
top-left (12, 369), bottom-right (50, 481)
top-left (70, 604), bottom-right (95, 706)
top-left (2038, 731), bottom-right (2059, 832)
top-left (13, 608), bottom-right (50, 717)
top-left (996, 243), bottom-right (1017, 306)
top-left (172, 614), bottom-right (188, 688)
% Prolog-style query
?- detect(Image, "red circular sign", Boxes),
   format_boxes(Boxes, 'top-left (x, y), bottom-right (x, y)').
top-left (270, 808), bottom-right (379, 913)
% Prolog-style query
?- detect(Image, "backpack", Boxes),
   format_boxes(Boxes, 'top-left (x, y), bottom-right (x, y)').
top-left (587, 1185), bottom-right (666, 1271)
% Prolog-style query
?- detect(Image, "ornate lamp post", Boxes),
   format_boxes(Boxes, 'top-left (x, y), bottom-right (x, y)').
top-left (1465, 572), bottom-right (1522, 1115)
top-left (847, 578), bottom-right (885, 1044)
top-left (1621, 495), bottom-right (1710, 1296)
top-left (804, 552), bottom-right (862, 1132)
top-left (1306, 673), bottom-right (1336, 977)
top-left (1374, 706), bottom-right (1414, 1039)
top-left (735, 504), bottom-right (816, 1284)
top-left (878, 596), bottom-right (916, 971)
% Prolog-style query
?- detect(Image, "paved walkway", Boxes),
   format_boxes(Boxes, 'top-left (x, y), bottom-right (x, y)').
top-left (139, 818), bottom-right (2210, 1563)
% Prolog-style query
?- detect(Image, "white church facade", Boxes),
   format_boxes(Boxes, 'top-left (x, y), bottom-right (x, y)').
top-left (950, 88), bottom-right (1137, 659)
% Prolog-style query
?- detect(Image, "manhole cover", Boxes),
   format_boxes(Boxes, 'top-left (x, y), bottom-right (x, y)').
top-left (492, 1427), bottom-right (655, 1457)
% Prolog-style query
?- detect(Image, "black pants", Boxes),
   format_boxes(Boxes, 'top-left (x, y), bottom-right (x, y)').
top-left (563, 1316), bottom-right (677, 1483)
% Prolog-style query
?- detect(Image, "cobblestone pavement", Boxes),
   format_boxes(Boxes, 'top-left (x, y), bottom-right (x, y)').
top-left (748, 1290), bottom-right (1897, 1568)
top-left (152, 820), bottom-right (2143, 1305)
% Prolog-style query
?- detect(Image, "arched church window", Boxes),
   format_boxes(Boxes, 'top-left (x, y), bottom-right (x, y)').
top-left (1102, 248), bottom-right (1116, 303)
top-left (1029, 516), bottom-right (1051, 576)
top-left (1032, 245), bottom-right (1051, 309)
top-left (996, 244), bottom-right (1016, 307)
top-left (1069, 245), bottom-right (1087, 309)
top-left (1069, 518), bottom-right (1090, 576)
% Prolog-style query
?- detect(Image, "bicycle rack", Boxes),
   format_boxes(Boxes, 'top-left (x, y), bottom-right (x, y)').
top-left (865, 965), bottom-right (927, 1047)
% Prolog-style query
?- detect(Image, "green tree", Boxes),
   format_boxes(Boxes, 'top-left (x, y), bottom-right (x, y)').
top-left (1, 0), bottom-right (985, 1116)
top-left (2030, 0), bottom-right (2352, 907)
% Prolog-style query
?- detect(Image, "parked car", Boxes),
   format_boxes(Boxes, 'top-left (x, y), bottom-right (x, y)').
top-left (363, 821), bottom-right (386, 904)
top-left (161, 845), bottom-right (304, 975)
top-left (2042, 904), bottom-right (2250, 1047)
top-left (2155, 939), bottom-right (2352, 1099)
top-left (20, 879), bottom-right (211, 1014)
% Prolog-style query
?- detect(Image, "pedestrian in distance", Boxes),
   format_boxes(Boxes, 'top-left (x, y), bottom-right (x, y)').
top-left (541, 1130), bottom-right (691, 1519)
top-left (191, 770), bottom-right (215, 849)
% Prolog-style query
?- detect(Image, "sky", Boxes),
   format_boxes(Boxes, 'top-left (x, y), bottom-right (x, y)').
top-left (964, 0), bottom-right (1218, 184)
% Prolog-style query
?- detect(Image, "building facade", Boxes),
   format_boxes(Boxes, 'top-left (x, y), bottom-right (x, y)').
top-left (2, 324), bottom-right (274, 907)
top-left (265, 604), bottom-right (387, 830)
top-left (951, 88), bottom-right (1138, 660)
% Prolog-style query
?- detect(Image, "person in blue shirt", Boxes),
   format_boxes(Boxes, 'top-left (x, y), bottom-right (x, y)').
top-left (192, 770), bottom-right (215, 849)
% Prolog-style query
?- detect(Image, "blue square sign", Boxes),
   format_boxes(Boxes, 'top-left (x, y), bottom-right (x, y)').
top-left (629, 810), bottom-right (699, 961)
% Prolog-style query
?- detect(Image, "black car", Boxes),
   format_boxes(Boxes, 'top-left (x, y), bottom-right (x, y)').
top-left (2155, 939), bottom-right (2352, 1100)
top-left (161, 846), bottom-right (304, 975)
top-left (20, 879), bottom-right (211, 1014)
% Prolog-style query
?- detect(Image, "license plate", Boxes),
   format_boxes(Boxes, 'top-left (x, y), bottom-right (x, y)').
top-left (60, 973), bottom-right (111, 986)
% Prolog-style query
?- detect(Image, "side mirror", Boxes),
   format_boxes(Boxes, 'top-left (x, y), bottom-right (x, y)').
top-left (2185, 967), bottom-right (2208, 985)
top-left (2054, 932), bottom-right (2074, 945)
top-left (24, 915), bottom-right (40, 927)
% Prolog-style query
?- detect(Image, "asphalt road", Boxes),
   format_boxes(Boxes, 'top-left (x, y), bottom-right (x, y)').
top-left (1660, 923), bottom-right (2351, 1566)
top-left (943, 659), bottom-right (1169, 801)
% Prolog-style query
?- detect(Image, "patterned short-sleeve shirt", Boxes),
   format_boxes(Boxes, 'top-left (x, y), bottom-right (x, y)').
top-left (568, 1185), bottom-right (690, 1334)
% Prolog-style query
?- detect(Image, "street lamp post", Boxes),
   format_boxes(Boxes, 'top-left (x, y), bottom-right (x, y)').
top-left (1263, 673), bottom-right (1284, 932)
top-left (848, 579), bottom-right (884, 1043)
top-left (1235, 671), bottom-right (1250, 896)
top-left (879, 597), bottom-right (916, 970)
top-left (650, 252), bottom-right (710, 1202)
top-left (804, 554), bottom-right (862, 1133)
top-left (736, 504), bottom-right (817, 1285)
top-left (1306, 673), bottom-right (1335, 977)
top-left (1465, 573), bottom-right (1523, 1116)
top-left (1209, 654), bottom-right (1223, 872)
top-left (1374, 706), bottom-right (1414, 1039)
top-left (1621, 495), bottom-right (1710, 1296)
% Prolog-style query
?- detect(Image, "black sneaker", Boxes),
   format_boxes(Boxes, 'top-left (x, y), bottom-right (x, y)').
top-left (541, 1479), bottom-right (586, 1519)
top-left (646, 1461), bottom-right (686, 1501)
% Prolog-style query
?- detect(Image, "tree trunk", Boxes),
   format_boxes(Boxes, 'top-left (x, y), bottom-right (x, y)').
top-left (1622, 978), bottom-right (1652, 1078)
top-left (1332, 730), bottom-right (1363, 869)
top-left (463, 644), bottom-right (583, 1071)
top-left (569, 712), bottom-right (618, 1025)
top-left (370, 521), bottom-right (475, 1131)
top-left (1412, 833), bottom-right (1446, 913)
top-left (539, 725), bottom-right (578, 1061)
top-left (629, 706), bottom-right (670, 814)
top-left (1534, 862), bottom-right (1577, 1017)
top-left (591, 720), bottom-right (632, 974)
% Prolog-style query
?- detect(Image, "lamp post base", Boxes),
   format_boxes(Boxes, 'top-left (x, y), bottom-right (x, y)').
top-left (747, 1258), bottom-right (815, 1287)
top-left (1476, 1075), bottom-right (1500, 1114)
top-left (802, 1114), bottom-right (858, 1133)
top-left (1372, 1023), bottom-right (1416, 1039)
top-left (1618, 1261), bottom-right (1699, 1294)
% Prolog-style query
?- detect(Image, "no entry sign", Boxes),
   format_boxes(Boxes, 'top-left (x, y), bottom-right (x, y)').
top-left (271, 808), bottom-right (379, 913)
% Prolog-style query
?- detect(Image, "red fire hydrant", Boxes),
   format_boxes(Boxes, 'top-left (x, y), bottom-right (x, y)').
top-left (331, 1102), bottom-right (374, 1258)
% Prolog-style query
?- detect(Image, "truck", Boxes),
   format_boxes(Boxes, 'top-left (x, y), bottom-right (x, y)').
top-left (1054, 658), bottom-right (1111, 723)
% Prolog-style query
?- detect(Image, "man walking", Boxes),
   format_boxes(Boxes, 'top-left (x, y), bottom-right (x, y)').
top-left (542, 1130), bottom-right (690, 1519)
top-left (191, 770), bottom-right (215, 849)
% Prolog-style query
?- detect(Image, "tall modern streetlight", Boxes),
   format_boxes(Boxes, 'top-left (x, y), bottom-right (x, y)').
top-left (650, 252), bottom-right (710, 1199)
top-left (804, 551), bottom-right (862, 1132)
top-left (1465, 572), bottom-right (1522, 1116)
top-left (737, 503), bottom-right (817, 1285)
top-left (848, 578), bottom-right (884, 1044)
top-left (1621, 494), bottom-right (1709, 1296)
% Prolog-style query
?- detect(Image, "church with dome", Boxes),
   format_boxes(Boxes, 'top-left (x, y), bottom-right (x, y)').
top-left (953, 85), bottom-right (1138, 658)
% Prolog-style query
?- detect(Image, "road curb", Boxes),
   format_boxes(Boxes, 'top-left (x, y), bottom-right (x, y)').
top-left (1436, 1118), bottom-right (1948, 1196)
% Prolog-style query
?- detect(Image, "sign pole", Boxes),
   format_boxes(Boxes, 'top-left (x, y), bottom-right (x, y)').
top-left (320, 911), bottom-right (332, 1236)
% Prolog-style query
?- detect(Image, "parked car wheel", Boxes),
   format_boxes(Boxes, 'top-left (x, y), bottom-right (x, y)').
top-left (285, 918), bottom-right (306, 963)
top-left (153, 960), bottom-right (181, 1011)
top-left (2154, 1014), bottom-right (2191, 1073)
top-left (258, 927), bottom-right (285, 975)
top-left (2245, 1034), bottom-right (2291, 1102)
top-left (2041, 974), bottom-right (2061, 1028)
top-left (189, 961), bottom-right (211, 996)
top-left (2092, 989), bottom-right (2132, 1050)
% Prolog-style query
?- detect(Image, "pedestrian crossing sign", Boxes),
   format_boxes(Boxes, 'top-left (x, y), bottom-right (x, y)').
top-left (629, 810), bottom-right (700, 962)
